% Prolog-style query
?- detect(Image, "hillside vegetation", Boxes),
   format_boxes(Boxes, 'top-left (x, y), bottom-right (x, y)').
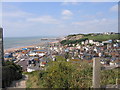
top-left (26, 60), bottom-right (92, 88)
top-left (25, 56), bottom-right (119, 88)
top-left (2, 61), bottom-right (23, 88)
top-left (84, 34), bottom-right (120, 41)
top-left (61, 34), bottom-right (120, 45)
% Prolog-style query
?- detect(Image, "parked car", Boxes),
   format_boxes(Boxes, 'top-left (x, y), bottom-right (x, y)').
top-left (21, 59), bottom-right (25, 61)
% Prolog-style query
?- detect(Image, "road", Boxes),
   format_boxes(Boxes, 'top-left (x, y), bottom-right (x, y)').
top-left (17, 56), bottom-right (30, 71)
top-left (102, 65), bottom-right (119, 70)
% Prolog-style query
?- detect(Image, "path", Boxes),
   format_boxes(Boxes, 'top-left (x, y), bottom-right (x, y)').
top-left (7, 75), bottom-right (28, 89)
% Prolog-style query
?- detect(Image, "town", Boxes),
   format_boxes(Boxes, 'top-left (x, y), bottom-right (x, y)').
top-left (1, 1), bottom-right (120, 88)
top-left (4, 32), bottom-right (120, 72)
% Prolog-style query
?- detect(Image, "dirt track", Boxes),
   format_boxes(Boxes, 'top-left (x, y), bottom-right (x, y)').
top-left (7, 75), bottom-right (28, 89)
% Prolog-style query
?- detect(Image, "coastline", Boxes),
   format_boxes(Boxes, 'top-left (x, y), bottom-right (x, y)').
top-left (4, 43), bottom-right (45, 53)
top-left (4, 45), bottom-right (35, 53)
top-left (4, 40), bottom-right (60, 53)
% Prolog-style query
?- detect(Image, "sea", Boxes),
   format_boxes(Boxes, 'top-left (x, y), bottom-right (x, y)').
top-left (3, 36), bottom-right (58, 49)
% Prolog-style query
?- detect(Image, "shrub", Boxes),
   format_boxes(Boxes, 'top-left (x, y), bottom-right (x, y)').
top-left (2, 61), bottom-right (22, 88)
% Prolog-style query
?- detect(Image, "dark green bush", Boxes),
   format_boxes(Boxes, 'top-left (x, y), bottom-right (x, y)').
top-left (2, 61), bottom-right (22, 88)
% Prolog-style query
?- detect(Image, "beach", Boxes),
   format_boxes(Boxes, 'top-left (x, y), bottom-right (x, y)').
top-left (4, 45), bottom-right (35, 53)
top-left (3, 36), bottom-right (60, 50)
top-left (4, 39), bottom-right (60, 53)
top-left (4, 37), bottom-right (39, 49)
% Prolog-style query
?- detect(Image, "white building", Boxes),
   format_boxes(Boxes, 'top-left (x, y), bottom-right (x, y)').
top-left (89, 40), bottom-right (94, 44)
top-left (85, 40), bottom-right (89, 44)
top-left (81, 41), bottom-right (85, 45)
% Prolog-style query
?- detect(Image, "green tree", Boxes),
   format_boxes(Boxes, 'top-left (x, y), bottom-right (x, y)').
top-left (37, 60), bottom-right (93, 88)
top-left (2, 61), bottom-right (22, 88)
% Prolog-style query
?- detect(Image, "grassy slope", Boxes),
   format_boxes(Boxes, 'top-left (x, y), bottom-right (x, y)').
top-left (84, 34), bottom-right (120, 41)
top-left (61, 34), bottom-right (120, 45)
top-left (25, 56), bottom-right (119, 88)
top-left (25, 69), bottom-right (119, 88)
top-left (25, 71), bottom-right (40, 88)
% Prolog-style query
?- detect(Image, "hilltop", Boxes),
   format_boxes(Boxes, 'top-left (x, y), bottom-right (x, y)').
top-left (60, 32), bottom-right (120, 45)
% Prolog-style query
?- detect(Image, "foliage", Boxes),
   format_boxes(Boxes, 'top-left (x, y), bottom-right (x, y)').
top-left (26, 71), bottom-right (40, 88)
top-left (26, 57), bottom-right (119, 88)
top-left (67, 34), bottom-right (84, 37)
top-left (61, 34), bottom-right (120, 45)
top-left (101, 68), bottom-right (119, 85)
top-left (26, 59), bottom-right (93, 88)
top-left (2, 61), bottom-right (23, 88)
top-left (55, 55), bottom-right (66, 61)
top-left (60, 38), bottom-right (88, 45)
top-left (84, 34), bottom-right (120, 42)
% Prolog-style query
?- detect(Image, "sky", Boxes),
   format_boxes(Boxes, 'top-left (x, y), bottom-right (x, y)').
top-left (1, 2), bottom-right (118, 37)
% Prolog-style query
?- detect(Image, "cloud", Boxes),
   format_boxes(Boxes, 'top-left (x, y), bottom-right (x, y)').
top-left (62, 9), bottom-right (73, 16)
top-left (72, 18), bottom-right (108, 25)
top-left (61, 9), bottom-right (73, 20)
top-left (0, 3), bottom-right (2, 26)
top-left (71, 18), bottom-right (117, 33)
top-left (2, 0), bottom-right (120, 2)
top-left (3, 11), bottom-right (33, 18)
top-left (2, 4), bottom-right (33, 19)
top-left (27, 16), bottom-right (59, 24)
top-left (2, 2), bottom-right (118, 37)
top-left (72, 18), bottom-right (116, 26)
top-left (0, 10), bottom-right (2, 21)
top-left (110, 4), bottom-right (118, 12)
top-left (61, 1), bottom-right (78, 6)
top-left (3, 20), bottom-right (35, 37)
top-left (62, 16), bottom-right (72, 20)
top-left (72, 19), bottom-right (98, 25)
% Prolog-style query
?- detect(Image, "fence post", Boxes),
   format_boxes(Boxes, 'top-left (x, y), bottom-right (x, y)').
top-left (93, 57), bottom-right (101, 88)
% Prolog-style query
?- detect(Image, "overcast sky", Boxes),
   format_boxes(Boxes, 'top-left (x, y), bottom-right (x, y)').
top-left (2, 2), bottom-right (118, 37)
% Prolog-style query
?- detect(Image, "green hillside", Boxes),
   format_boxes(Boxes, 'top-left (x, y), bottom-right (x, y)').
top-left (25, 58), bottom-right (119, 88)
top-left (84, 34), bottom-right (120, 41)
top-left (60, 34), bottom-right (120, 45)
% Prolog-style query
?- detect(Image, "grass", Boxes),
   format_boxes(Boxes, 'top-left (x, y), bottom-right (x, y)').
top-left (61, 34), bottom-right (120, 45)
top-left (84, 34), bottom-right (120, 41)
top-left (26, 71), bottom-right (40, 88)
top-left (55, 55), bottom-right (66, 61)
top-left (25, 68), bottom-right (119, 88)
top-left (101, 68), bottom-right (119, 85)
top-left (25, 56), bottom-right (119, 88)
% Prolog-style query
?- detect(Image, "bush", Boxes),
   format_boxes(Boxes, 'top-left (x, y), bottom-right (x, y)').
top-left (26, 57), bottom-right (119, 88)
top-left (2, 61), bottom-right (22, 88)
top-left (101, 68), bottom-right (119, 85)
top-left (36, 60), bottom-right (93, 88)
top-left (60, 38), bottom-right (88, 45)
